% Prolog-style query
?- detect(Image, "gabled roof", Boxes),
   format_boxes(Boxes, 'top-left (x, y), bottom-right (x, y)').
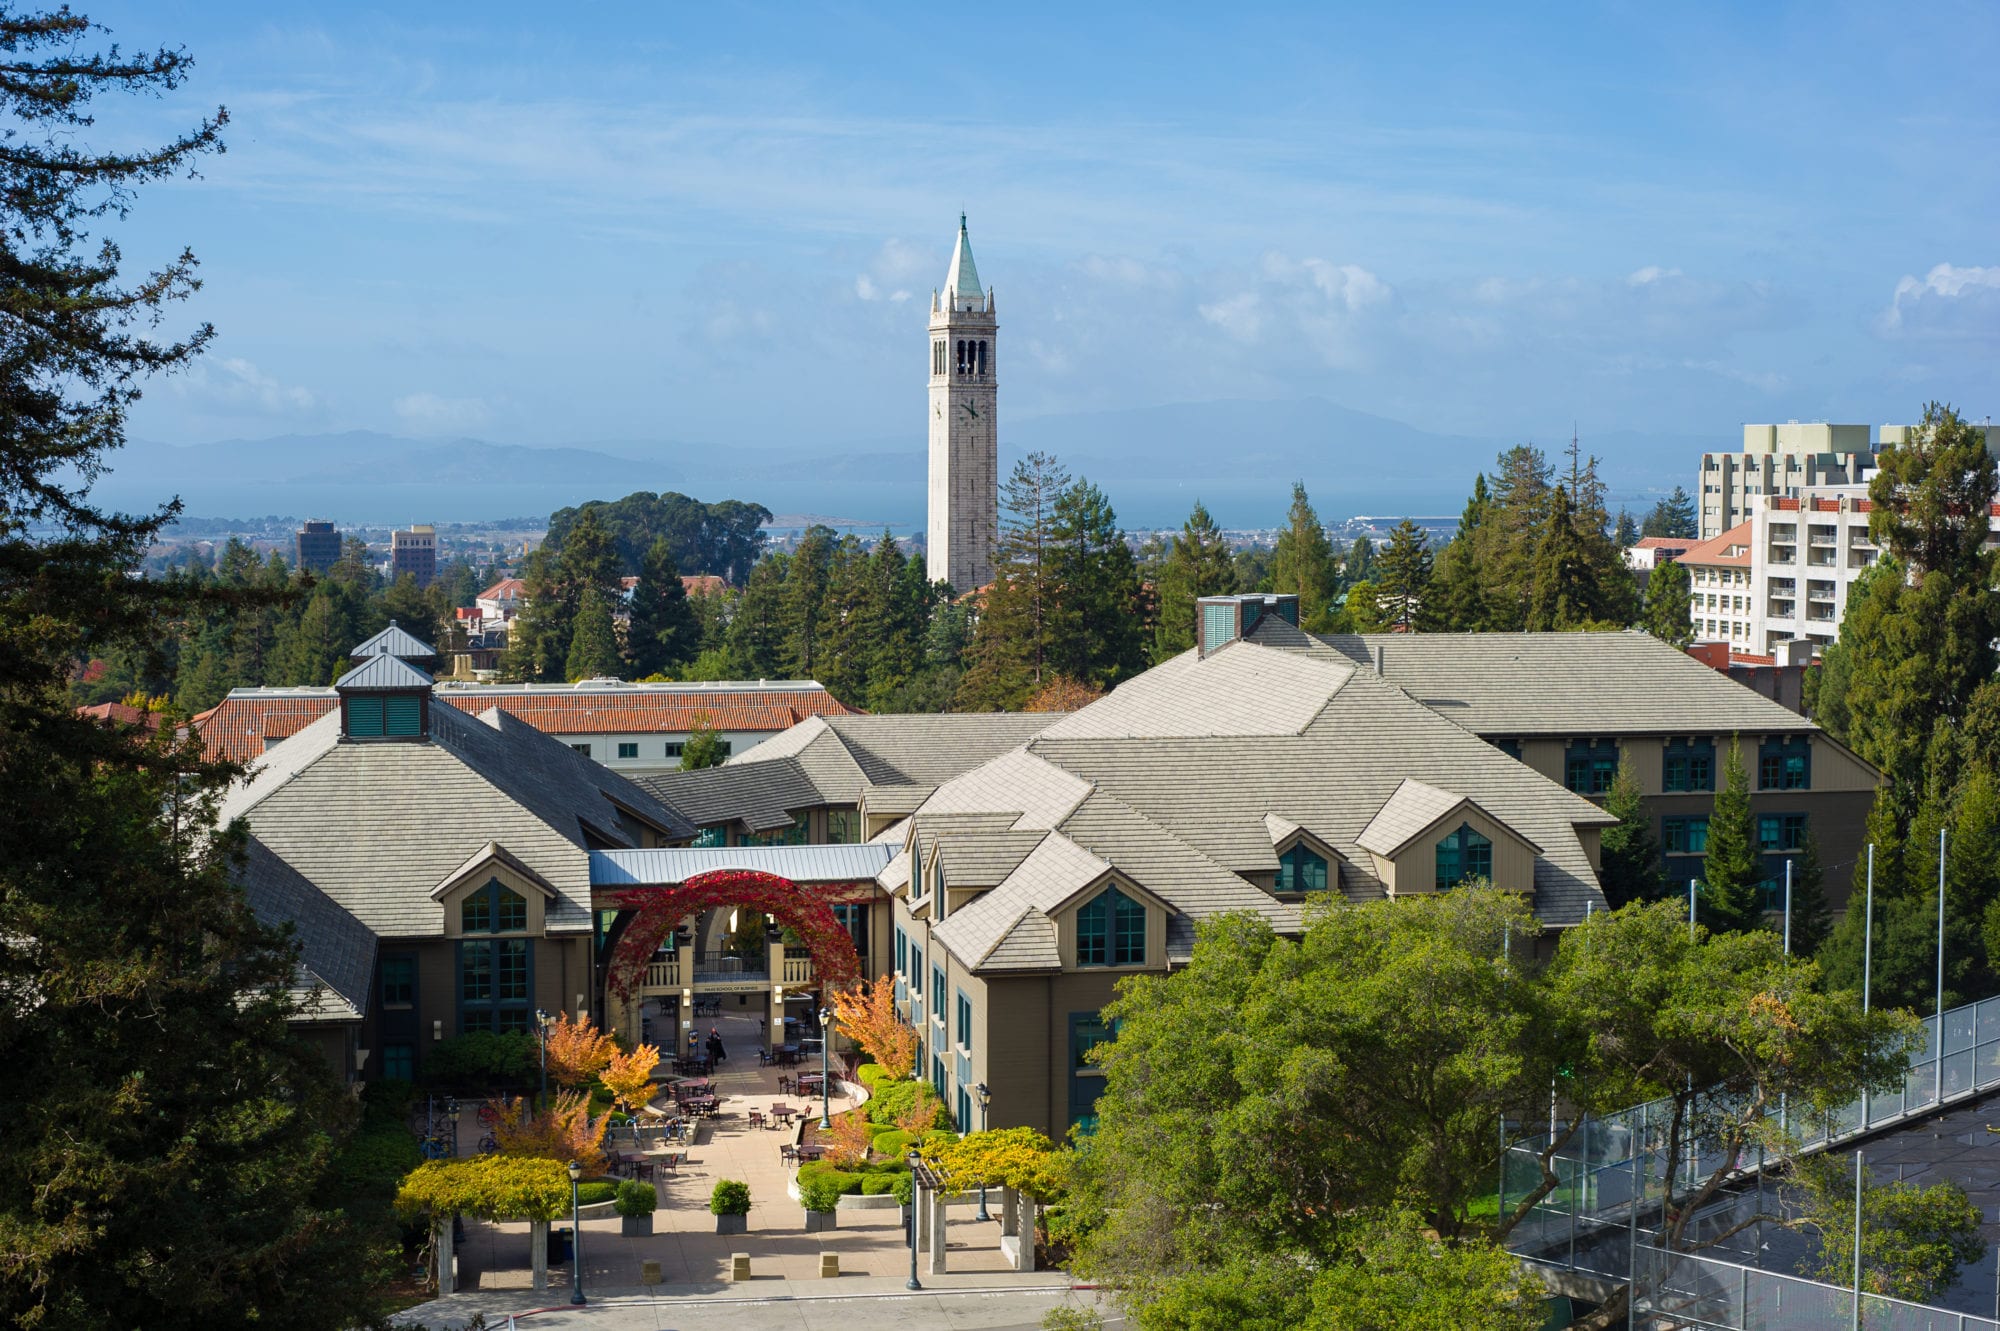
top-left (431, 841), bottom-right (560, 900)
top-left (218, 699), bottom-right (692, 937)
top-left (1274, 623), bottom-right (1822, 738)
top-left (349, 621), bottom-right (437, 661)
top-left (236, 837), bottom-right (377, 1023)
top-left (478, 577), bottom-right (526, 601)
top-left (1674, 521), bottom-right (1755, 568)
top-left (1356, 779), bottom-right (1539, 858)
top-left (334, 653), bottom-right (434, 691)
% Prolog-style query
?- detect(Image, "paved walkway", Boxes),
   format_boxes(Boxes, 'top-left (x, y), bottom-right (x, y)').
top-left (454, 1010), bottom-right (1024, 1291)
top-left (396, 1280), bottom-right (1112, 1330)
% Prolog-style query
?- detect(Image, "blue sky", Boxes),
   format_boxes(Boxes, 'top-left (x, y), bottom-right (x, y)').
top-left (84, 1), bottom-right (2000, 460)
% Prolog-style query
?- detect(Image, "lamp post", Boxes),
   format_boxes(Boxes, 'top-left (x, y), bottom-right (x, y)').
top-left (536, 1008), bottom-right (550, 1104)
top-left (974, 1082), bottom-right (991, 1222)
top-left (447, 1098), bottom-right (461, 1157)
top-left (907, 1150), bottom-right (923, 1290)
top-left (817, 1003), bottom-right (833, 1129)
top-left (567, 1159), bottom-right (586, 1306)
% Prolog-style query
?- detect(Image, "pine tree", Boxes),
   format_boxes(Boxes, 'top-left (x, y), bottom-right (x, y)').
top-left (1485, 444), bottom-right (1553, 629)
top-left (1598, 753), bottom-right (1664, 909)
top-left (1269, 483), bottom-right (1340, 629)
top-left (1642, 486), bottom-right (1698, 539)
top-left (1047, 478), bottom-right (1146, 688)
top-left (1525, 486), bottom-right (1596, 630)
top-left (0, 11), bottom-right (382, 1324)
top-left (1428, 475), bottom-right (1492, 631)
top-left (625, 537), bottom-right (696, 678)
top-left (1613, 508), bottom-right (1639, 548)
top-left (1784, 831), bottom-right (1832, 957)
top-left (724, 553), bottom-right (789, 678)
top-left (1153, 500), bottom-right (1237, 659)
top-left (565, 587), bottom-right (621, 681)
top-left (1698, 739), bottom-right (1765, 933)
top-left (958, 453), bottom-right (1072, 709)
top-left (1373, 520), bottom-right (1434, 631)
top-left (1643, 558), bottom-right (1694, 649)
top-left (781, 524), bottom-right (838, 677)
top-left (679, 714), bottom-right (728, 770)
top-left (1342, 533), bottom-right (1375, 587)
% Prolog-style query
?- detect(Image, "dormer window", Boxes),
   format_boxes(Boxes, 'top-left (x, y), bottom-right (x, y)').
top-left (334, 650), bottom-right (433, 742)
top-left (1435, 823), bottom-right (1493, 890)
top-left (1077, 887), bottom-right (1145, 967)
top-left (462, 879), bottom-right (527, 934)
top-left (1277, 843), bottom-right (1328, 894)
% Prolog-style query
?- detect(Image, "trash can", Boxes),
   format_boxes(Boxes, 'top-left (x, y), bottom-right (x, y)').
top-left (547, 1225), bottom-right (573, 1266)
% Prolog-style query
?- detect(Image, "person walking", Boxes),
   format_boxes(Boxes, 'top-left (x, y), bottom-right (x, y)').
top-left (708, 1027), bottom-right (727, 1064)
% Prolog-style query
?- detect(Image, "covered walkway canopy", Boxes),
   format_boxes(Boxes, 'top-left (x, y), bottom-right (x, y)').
top-left (589, 844), bottom-right (894, 888)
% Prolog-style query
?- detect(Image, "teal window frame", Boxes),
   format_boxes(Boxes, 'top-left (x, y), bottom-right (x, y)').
top-left (458, 937), bottom-right (533, 1034)
top-left (1758, 738), bottom-right (1811, 791)
top-left (1277, 843), bottom-right (1328, 893)
top-left (1069, 1012), bottom-right (1117, 1133)
top-left (380, 954), bottom-right (415, 1008)
top-left (1076, 887), bottom-right (1146, 967)
top-left (1564, 740), bottom-right (1619, 795)
top-left (1663, 816), bottom-right (1710, 855)
top-left (1663, 740), bottom-right (1717, 793)
top-left (461, 878), bottom-right (527, 935)
top-left (956, 989), bottom-right (972, 1052)
top-left (828, 808), bottom-right (860, 845)
top-left (1757, 813), bottom-right (1808, 852)
top-left (380, 1043), bottom-right (414, 1082)
top-left (616, 741), bottom-right (639, 759)
top-left (1434, 823), bottom-right (1494, 890)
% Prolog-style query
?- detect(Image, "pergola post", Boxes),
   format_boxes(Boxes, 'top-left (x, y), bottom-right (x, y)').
top-left (676, 922), bottom-right (696, 1056)
top-left (928, 1189), bottom-right (949, 1274)
top-left (434, 1218), bottom-right (456, 1295)
top-left (530, 1218), bottom-right (549, 1291)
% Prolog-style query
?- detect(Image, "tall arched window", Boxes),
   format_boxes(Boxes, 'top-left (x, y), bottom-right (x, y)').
top-left (1434, 823), bottom-right (1494, 890)
top-left (976, 340), bottom-right (988, 375)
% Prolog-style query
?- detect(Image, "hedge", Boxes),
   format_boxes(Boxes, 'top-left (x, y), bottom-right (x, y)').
top-left (421, 1031), bottom-right (538, 1090)
top-left (575, 1181), bottom-right (618, 1206)
top-left (872, 1130), bottom-right (916, 1158)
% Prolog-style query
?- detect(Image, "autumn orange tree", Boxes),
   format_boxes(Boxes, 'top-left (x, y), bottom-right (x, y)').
top-left (543, 1011), bottom-right (618, 1089)
top-left (493, 1089), bottom-right (612, 1177)
top-left (831, 975), bottom-right (916, 1078)
top-left (821, 1110), bottom-right (875, 1167)
top-left (600, 1042), bottom-right (662, 1113)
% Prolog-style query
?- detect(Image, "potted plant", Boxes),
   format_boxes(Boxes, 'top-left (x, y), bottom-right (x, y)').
top-left (614, 1179), bottom-right (658, 1237)
top-left (800, 1174), bottom-right (843, 1233)
top-left (710, 1179), bottom-right (751, 1235)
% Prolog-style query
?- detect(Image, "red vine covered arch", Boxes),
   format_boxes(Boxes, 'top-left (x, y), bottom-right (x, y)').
top-left (602, 868), bottom-right (865, 1003)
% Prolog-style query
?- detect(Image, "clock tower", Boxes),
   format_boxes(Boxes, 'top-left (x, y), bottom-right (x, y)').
top-left (927, 214), bottom-right (998, 591)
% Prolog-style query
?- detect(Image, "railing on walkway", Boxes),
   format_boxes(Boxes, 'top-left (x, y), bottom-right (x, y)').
top-left (641, 959), bottom-right (681, 989)
top-left (691, 951), bottom-right (767, 985)
top-left (1503, 993), bottom-right (2000, 1326)
top-left (780, 954), bottom-right (815, 985)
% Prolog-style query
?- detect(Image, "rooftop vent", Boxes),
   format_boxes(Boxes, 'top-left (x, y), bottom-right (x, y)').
top-left (334, 650), bottom-right (434, 742)
top-left (1196, 593), bottom-right (1300, 658)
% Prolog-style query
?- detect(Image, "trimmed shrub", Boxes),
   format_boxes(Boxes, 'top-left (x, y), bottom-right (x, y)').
top-left (421, 1031), bottom-right (538, 1090)
top-left (855, 1063), bottom-right (888, 1088)
top-left (575, 1181), bottom-right (618, 1206)
top-left (797, 1163), bottom-right (863, 1195)
top-left (863, 1119), bottom-right (899, 1138)
top-left (613, 1180), bottom-right (658, 1217)
top-left (872, 1130), bottom-right (916, 1158)
top-left (799, 1174), bottom-right (845, 1213)
top-left (891, 1172), bottom-right (914, 1207)
top-left (859, 1174), bottom-right (900, 1196)
top-left (710, 1179), bottom-right (752, 1215)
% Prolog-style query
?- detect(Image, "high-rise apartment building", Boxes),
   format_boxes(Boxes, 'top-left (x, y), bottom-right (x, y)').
top-left (1696, 423), bottom-right (1874, 540)
top-left (926, 215), bottom-right (998, 592)
top-left (295, 519), bottom-right (341, 576)
top-left (391, 524), bottom-right (437, 588)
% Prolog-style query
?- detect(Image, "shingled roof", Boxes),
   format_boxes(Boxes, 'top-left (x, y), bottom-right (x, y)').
top-left (236, 837), bottom-right (377, 1023)
top-left (219, 699), bottom-right (692, 938)
top-left (905, 639), bottom-right (1617, 975)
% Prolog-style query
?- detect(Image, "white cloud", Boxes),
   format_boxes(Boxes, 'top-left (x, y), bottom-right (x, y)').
top-left (394, 392), bottom-right (493, 433)
top-left (1884, 262), bottom-right (2000, 335)
top-left (212, 357), bottom-right (319, 413)
top-left (1197, 291), bottom-right (1263, 341)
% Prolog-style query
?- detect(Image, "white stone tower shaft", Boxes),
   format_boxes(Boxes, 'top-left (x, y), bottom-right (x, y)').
top-left (927, 215), bottom-right (998, 591)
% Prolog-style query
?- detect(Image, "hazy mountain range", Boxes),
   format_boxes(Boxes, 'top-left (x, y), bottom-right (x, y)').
top-left (104, 399), bottom-right (1711, 532)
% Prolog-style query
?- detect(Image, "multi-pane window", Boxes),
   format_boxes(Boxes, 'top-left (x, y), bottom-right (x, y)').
top-left (833, 903), bottom-right (868, 960)
top-left (1759, 739), bottom-right (1811, 790)
top-left (665, 742), bottom-right (685, 758)
top-left (1434, 823), bottom-right (1494, 890)
top-left (462, 880), bottom-right (527, 934)
top-left (1564, 741), bottom-right (1619, 795)
top-left (932, 967), bottom-right (945, 1021)
top-left (381, 1043), bottom-right (414, 1082)
top-left (1663, 740), bottom-right (1716, 793)
top-left (1757, 814), bottom-right (1808, 852)
top-left (1277, 843), bottom-right (1328, 894)
top-left (956, 991), bottom-right (973, 1051)
top-left (693, 826), bottom-right (727, 847)
top-left (570, 743), bottom-right (591, 757)
top-left (1076, 887), bottom-right (1146, 966)
top-left (828, 809), bottom-right (861, 844)
top-left (461, 937), bottom-right (531, 1034)
top-left (910, 955), bottom-right (923, 995)
top-left (1663, 817), bottom-right (1710, 855)
top-left (1069, 1013), bottom-right (1117, 1133)
top-left (894, 925), bottom-right (907, 976)
top-left (380, 955), bottom-right (415, 1008)
top-left (617, 742), bottom-right (639, 759)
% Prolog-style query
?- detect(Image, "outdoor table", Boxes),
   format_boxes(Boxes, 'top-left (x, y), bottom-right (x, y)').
top-left (796, 1072), bottom-right (823, 1091)
top-left (797, 1145), bottom-right (824, 1162)
top-left (770, 1104), bottom-right (796, 1127)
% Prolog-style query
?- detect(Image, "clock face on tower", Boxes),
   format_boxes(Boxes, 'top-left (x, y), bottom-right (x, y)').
top-left (963, 403), bottom-right (979, 420)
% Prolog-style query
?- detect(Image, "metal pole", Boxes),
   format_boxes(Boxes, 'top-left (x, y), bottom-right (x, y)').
top-left (1850, 1150), bottom-right (1864, 1331)
top-left (818, 1005), bottom-right (832, 1129)
top-left (1784, 858), bottom-right (1793, 955)
top-left (1938, 827), bottom-right (1948, 1106)
top-left (907, 1154), bottom-right (923, 1290)
top-left (570, 1169), bottom-right (586, 1306)
top-left (1862, 846), bottom-right (1874, 1129)
top-left (1627, 1120), bottom-right (1642, 1331)
top-left (976, 1092), bottom-right (991, 1222)
top-left (1688, 877), bottom-right (1697, 940)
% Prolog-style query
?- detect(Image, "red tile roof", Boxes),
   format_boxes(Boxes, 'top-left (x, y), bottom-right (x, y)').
top-left (77, 701), bottom-right (163, 732)
top-left (191, 686), bottom-right (856, 763)
top-left (1674, 521), bottom-right (1755, 568)
top-left (478, 577), bottom-right (526, 601)
top-left (1631, 536), bottom-right (1690, 549)
top-left (682, 575), bottom-right (728, 596)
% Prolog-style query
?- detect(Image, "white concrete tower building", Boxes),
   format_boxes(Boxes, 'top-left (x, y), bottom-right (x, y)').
top-left (927, 215), bottom-right (998, 591)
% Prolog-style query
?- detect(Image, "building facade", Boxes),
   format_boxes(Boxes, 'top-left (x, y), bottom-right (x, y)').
top-left (1698, 423), bottom-right (1874, 540)
top-left (391, 524), bottom-right (438, 588)
top-left (295, 519), bottom-right (341, 575)
top-left (193, 677), bottom-right (856, 771)
top-left (927, 215), bottom-right (998, 592)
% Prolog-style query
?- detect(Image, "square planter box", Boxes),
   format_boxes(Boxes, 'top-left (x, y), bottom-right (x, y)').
top-left (804, 1210), bottom-right (838, 1233)
top-left (621, 1214), bottom-right (654, 1237)
top-left (715, 1213), bottom-right (748, 1235)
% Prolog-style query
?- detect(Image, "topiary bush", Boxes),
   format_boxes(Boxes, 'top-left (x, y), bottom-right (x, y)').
top-left (613, 1179), bottom-right (658, 1217)
top-left (859, 1174), bottom-right (900, 1196)
top-left (575, 1180), bottom-right (618, 1207)
top-left (872, 1129), bottom-right (915, 1158)
top-left (710, 1179), bottom-right (752, 1216)
top-left (798, 1175), bottom-right (845, 1213)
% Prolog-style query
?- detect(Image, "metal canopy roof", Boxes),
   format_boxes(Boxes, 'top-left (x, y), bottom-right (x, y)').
top-left (349, 621), bottom-right (436, 661)
top-left (590, 844), bottom-right (894, 887)
top-left (333, 653), bottom-right (434, 691)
